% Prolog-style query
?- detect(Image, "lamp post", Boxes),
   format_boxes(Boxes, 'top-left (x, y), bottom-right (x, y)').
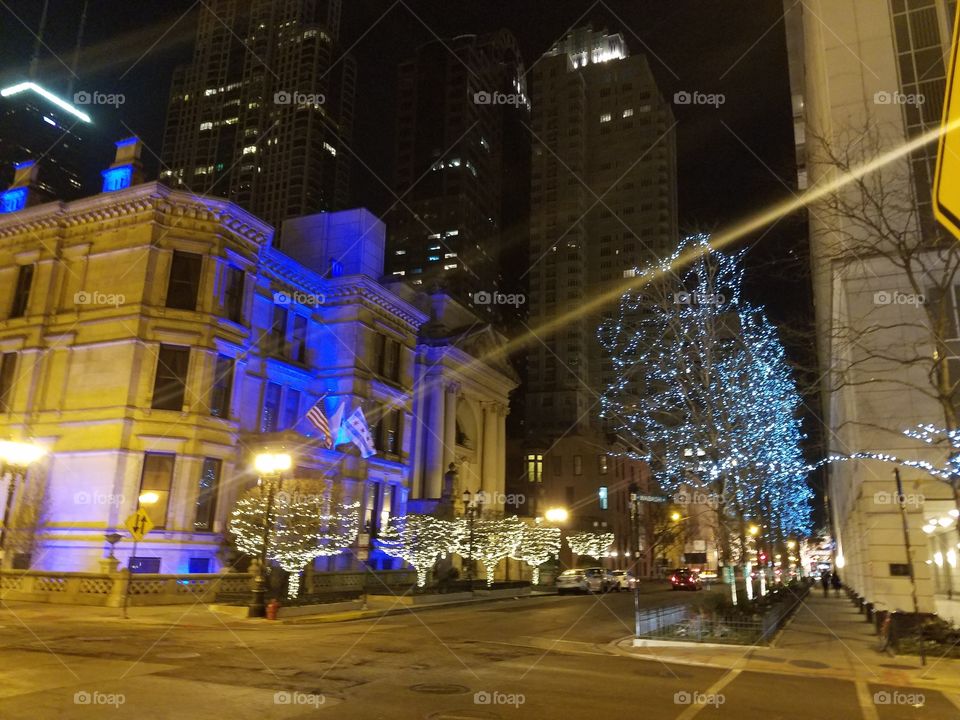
top-left (462, 489), bottom-right (484, 584)
top-left (249, 451), bottom-right (292, 618)
top-left (0, 440), bottom-right (45, 569)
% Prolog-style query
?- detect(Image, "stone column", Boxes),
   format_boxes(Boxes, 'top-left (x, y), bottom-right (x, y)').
top-left (424, 380), bottom-right (445, 498)
top-left (443, 382), bottom-right (459, 474)
top-left (481, 403), bottom-right (498, 501)
top-left (496, 403), bottom-right (507, 498)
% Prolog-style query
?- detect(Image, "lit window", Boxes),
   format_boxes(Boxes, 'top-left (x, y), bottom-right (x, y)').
top-left (599, 486), bottom-right (608, 510)
top-left (443, 263), bottom-right (457, 270)
top-left (323, 142), bottom-right (337, 156)
top-left (600, 113), bottom-right (612, 123)
top-left (428, 245), bottom-right (441, 251)
top-left (392, 270), bottom-right (406, 276)
top-left (394, 249), bottom-right (406, 256)
top-left (199, 121), bottom-right (213, 130)
top-left (428, 255), bottom-right (440, 262)
top-left (242, 145), bottom-right (257, 155)
top-left (623, 268), bottom-right (637, 278)
top-left (223, 117), bottom-right (238, 124)
top-left (446, 230), bottom-right (459, 237)
top-left (204, 88), bottom-right (217, 97)
top-left (526, 454), bottom-right (543, 483)
top-left (444, 252), bottom-right (457, 259)
top-left (623, 108), bottom-right (634, 118)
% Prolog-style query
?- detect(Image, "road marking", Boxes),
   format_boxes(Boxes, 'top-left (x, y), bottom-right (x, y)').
top-left (854, 680), bottom-right (880, 720)
top-left (673, 668), bottom-right (742, 720)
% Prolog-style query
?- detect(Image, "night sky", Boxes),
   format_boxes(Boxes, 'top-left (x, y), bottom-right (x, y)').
top-left (0, 0), bottom-right (821, 517)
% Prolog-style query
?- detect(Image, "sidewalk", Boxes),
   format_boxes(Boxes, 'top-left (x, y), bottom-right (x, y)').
top-left (612, 593), bottom-right (960, 694)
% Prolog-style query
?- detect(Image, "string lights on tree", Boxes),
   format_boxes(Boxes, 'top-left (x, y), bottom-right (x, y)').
top-left (597, 233), bottom-right (812, 569)
top-left (511, 520), bottom-right (561, 585)
top-left (566, 531), bottom-right (615, 559)
top-left (378, 514), bottom-right (460, 587)
top-left (469, 515), bottom-right (524, 587)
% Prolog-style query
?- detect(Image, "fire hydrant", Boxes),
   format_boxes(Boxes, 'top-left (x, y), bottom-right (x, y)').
top-left (266, 598), bottom-right (281, 621)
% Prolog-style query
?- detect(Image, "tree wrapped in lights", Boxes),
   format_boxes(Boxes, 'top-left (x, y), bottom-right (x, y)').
top-left (378, 514), bottom-right (460, 587)
top-left (468, 515), bottom-right (524, 586)
top-left (229, 480), bottom-right (360, 599)
top-left (510, 520), bottom-right (561, 585)
top-left (565, 531), bottom-right (615, 559)
top-left (598, 233), bottom-right (812, 565)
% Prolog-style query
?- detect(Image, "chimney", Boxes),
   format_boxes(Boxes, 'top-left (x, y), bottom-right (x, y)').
top-left (0, 160), bottom-right (52, 213)
top-left (100, 137), bottom-right (145, 193)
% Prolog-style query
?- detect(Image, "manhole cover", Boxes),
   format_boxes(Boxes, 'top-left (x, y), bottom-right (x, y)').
top-left (789, 659), bottom-right (829, 669)
top-left (409, 684), bottom-right (471, 695)
top-left (155, 652), bottom-right (201, 659)
top-left (427, 712), bottom-right (500, 720)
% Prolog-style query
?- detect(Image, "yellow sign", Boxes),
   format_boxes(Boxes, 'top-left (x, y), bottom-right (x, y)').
top-left (124, 508), bottom-right (154, 542)
top-left (934, 4), bottom-right (960, 240)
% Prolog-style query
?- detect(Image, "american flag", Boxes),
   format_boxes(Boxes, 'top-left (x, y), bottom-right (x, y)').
top-left (306, 397), bottom-right (333, 448)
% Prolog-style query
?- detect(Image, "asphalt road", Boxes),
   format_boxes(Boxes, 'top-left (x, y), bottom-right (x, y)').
top-left (0, 588), bottom-right (956, 719)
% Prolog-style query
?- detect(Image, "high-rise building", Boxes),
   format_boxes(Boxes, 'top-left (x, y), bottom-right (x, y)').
top-left (386, 31), bottom-right (530, 311)
top-left (524, 26), bottom-right (678, 439)
top-left (160, 0), bottom-right (355, 232)
top-left (0, 81), bottom-right (95, 201)
top-left (785, 0), bottom-right (959, 617)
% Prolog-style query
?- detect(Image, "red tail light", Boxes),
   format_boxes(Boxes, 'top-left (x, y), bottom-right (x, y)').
top-left (670, 575), bottom-right (676, 582)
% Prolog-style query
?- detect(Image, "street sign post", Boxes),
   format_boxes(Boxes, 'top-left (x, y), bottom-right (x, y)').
top-left (121, 508), bottom-right (154, 618)
top-left (934, 3), bottom-right (960, 240)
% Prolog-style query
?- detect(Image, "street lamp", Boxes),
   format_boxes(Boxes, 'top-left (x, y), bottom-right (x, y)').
top-left (0, 440), bottom-right (45, 568)
top-left (462, 489), bottom-right (484, 584)
top-left (544, 507), bottom-right (569, 524)
top-left (249, 451), bottom-right (292, 618)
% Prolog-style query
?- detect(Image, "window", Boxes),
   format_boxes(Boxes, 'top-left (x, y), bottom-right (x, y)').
top-left (166, 251), bottom-right (202, 311)
top-left (573, 455), bottom-right (583, 475)
top-left (290, 315), bottom-right (308, 363)
top-left (598, 455), bottom-right (608, 475)
top-left (0, 353), bottom-right (16, 411)
top-left (380, 408), bottom-right (401, 455)
top-left (210, 355), bottom-right (234, 418)
top-left (261, 382), bottom-right (282, 432)
top-left (623, 108), bottom-right (634, 118)
top-left (526, 453), bottom-right (543, 483)
top-left (151, 345), bottom-right (190, 411)
top-left (282, 388), bottom-right (301, 429)
top-left (224, 267), bottom-right (245, 323)
top-left (375, 334), bottom-right (401, 382)
top-left (9, 265), bottom-right (33, 318)
top-left (270, 305), bottom-right (288, 356)
top-left (139, 453), bottom-right (174, 529)
top-left (194, 458), bottom-right (221, 531)
top-left (600, 113), bottom-right (612, 123)
top-left (599, 486), bottom-right (609, 510)
top-left (381, 484), bottom-right (394, 530)
top-left (363, 482), bottom-right (380, 535)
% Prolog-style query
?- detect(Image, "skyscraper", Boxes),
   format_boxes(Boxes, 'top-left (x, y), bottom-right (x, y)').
top-left (386, 30), bottom-right (530, 311)
top-left (524, 26), bottom-right (678, 439)
top-left (160, 0), bottom-right (354, 232)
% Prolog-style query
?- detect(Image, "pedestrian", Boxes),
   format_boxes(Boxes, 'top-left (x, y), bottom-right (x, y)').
top-left (831, 570), bottom-right (842, 598)
top-left (820, 571), bottom-right (830, 598)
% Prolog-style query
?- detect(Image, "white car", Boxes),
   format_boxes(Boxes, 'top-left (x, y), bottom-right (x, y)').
top-left (609, 570), bottom-right (632, 591)
top-left (556, 567), bottom-right (609, 594)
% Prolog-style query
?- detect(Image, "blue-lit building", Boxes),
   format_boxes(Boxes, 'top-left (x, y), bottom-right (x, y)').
top-left (0, 139), bottom-right (517, 577)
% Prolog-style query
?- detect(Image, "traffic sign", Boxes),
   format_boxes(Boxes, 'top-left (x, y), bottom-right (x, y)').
top-left (124, 508), bottom-right (154, 541)
top-left (934, 3), bottom-right (960, 240)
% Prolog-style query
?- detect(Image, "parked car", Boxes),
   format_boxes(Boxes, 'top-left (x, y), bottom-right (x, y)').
top-left (698, 570), bottom-right (718, 584)
top-left (556, 567), bottom-right (614, 594)
top-left (609, 570), bottom-right (631, 591)
top-left (669, 568), bottom-right (703, 591)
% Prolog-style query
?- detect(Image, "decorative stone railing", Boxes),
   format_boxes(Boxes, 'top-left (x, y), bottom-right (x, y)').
top-left (0, 569), bottom-right (417, 608)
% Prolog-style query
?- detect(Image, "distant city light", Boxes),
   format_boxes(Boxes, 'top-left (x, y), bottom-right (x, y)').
top-left (1, 81), bottom-right (92, 123)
